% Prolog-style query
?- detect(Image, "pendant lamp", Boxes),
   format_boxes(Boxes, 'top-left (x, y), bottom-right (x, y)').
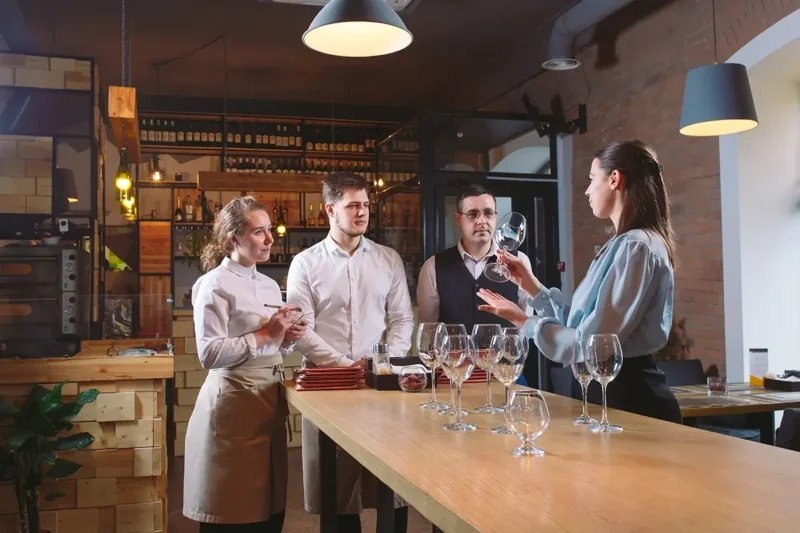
top-left (679, 0), bottom-right (758, 136)
top-left (302, 0), bottom-right (413, 58)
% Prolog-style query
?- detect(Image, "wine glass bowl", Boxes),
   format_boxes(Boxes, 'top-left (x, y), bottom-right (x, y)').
top-left (505, 389), bottom-right (550, 457)
top-left (471, 324), bottom-right (503, 414)
top-left (585, 334), bottom-right (624, 433)
top-left (489, 334), bottom-right (527, 434)
top-left (435, 324), bottom-right (468, 416)
top-left (439, 334), bottom-right (477, 431)
top-left (484, 212), bottom-right (527, 283)
top-left (415, 322), bottom-right (447, 410)
top-left (571, 337), bottom-right (598, 425)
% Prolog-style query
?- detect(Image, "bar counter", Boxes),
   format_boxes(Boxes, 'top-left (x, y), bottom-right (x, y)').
top-left (0, 340), bottom-right (174, 533)
top-left (287, 382), bottom-right (800, 533)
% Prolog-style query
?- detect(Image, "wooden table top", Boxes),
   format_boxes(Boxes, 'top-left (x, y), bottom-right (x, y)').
top-left (286, 382), bottom-right (800, 533)
top-left (673, 383), bottom-right (800, 417)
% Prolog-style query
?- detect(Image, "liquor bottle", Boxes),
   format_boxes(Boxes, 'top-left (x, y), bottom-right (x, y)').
top-left (214, 124), bottom-right (222, 145)
top-left (288, 125), bottom-right (296, 148)
top-left (244, 124), bottom-right (252, 146)
top-left (313, 128), bottom-right (322, 151)
top-left (226, 123), bottom-right (234, 145)
top-left (184, 195), bottom-right (193, 221)
top-left (154, 119), bottom-right (162, 143)
top-left (205, 198), bottom-right (214, 223)
top-left (176, 120), bottom-right (185, 144)
top-left (350, 129), bottom-right (358, 153)
top-left (140, 118), bottom-right (148, 143)
top-left (295, 125), bottom-right (303, 148)
top-left (317, 202), bottom-right (326, 226)
top-left (255, 125), bottom-right (263, 146)
top-left (201, 123), bottom-right (209, 144)
top-left (269, 125), bottom-right (278, 148)
top-left (234, 123), bottom-right (242, 145)
top-left (174, 195), bottom-right (183, 222)
top-left (305, 130), bottom-right (314, 151)
top-left (281, 126), bottom-right (289, 148)
top-left (193, 196), bottom-right (202, 222)
top-left (321, 131), bottom-right (329, 152)
top-left (335, 128), bottom-right (344, 152)
top-left (169, 120), bottom-right (177, 143)
top-left (194, 122), bottom-right (201, 146)
top-left (308, 203), bottom-right (316, 227)
top-left (147, 119), bottom-right (155, 142)
top-left (185, 121), bottom-right (193, 144)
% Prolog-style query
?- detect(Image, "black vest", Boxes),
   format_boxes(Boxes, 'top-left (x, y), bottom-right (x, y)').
top-left (434, 245), bottom-right (519, 332)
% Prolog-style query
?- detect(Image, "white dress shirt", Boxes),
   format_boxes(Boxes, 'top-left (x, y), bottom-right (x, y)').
top-left (287, 234), bottom-right (414, 367)
top-left (416, 241), bottom-right (533, 324)
top-left (192, 257), bottom-right (290, 370)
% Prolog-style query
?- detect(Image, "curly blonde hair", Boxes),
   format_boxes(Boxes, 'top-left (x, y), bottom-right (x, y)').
top-left (200, 196), bottom-right (267, 273)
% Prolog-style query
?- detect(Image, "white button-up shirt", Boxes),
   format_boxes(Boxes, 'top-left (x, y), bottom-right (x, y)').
top-left (192, 257), bottom-right (289, 370)
top-left (416, 241), bottom-right (533, 324)
top-left (287, 235), bottom-right (414, 367)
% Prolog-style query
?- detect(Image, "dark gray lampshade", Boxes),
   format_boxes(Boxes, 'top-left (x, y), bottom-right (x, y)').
top-left (53, 167), bottom-right (78, 214)
top-left (679, 63), bottom-right (758, 136)
top-left (302, 0), bottom-right (413, 58)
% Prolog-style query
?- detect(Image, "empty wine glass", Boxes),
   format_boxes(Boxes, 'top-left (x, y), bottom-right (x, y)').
top-left (471, 324), bottom-right (503, 414)
top-left (489, 334), bottom-right (527, 434)
top-left (501, 327), bottom-right (529, 404)
top-left (585, 333), bottom-right (624, 433)
top-left (416, 322), bottom-right (447, 410)
top-left (439, 334), bottom-right (477, 431)
top-left (505, 389), bottom-right (550, 456)
top-left (484, 212), bottom-right (527, 283)
top-left (571, 337), bottom-right (598, 425)
top-left (434, 323), bottom-right (468, 416)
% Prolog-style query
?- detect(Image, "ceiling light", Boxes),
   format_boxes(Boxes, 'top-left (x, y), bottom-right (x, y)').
top-left (679, 63), bottom-right (758, 136)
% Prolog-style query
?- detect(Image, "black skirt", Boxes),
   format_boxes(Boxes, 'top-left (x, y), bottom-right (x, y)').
top-left (578, 354), bottom-right (682, 424)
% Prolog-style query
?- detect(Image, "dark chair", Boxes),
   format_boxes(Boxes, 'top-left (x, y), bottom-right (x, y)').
top-left (657, 359), bottom-right (760, 442)
top-left (777, 409), bottom-right (800, 451)
top-left (550, 366), bottom-right (573, 398)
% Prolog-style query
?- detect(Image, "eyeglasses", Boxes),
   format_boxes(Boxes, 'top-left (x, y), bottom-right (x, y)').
top-left (458, 209), bottom-right (498, 221)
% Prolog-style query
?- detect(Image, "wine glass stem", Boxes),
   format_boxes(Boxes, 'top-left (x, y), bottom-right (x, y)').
top-left (430, 364), bottom-right (438, 403)
top-left (455, 383), bottom-right (464, 425)
top-left (485, 371), bottom-right (492, 407)
top-left (600, 382), bottom-right (609, 426)
top-left (449, 380), bottom-right (455, 407)
top-left (581, 382), bottom-right (589, 418)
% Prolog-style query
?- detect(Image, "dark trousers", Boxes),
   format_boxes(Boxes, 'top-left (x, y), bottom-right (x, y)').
top-left (337, 507), bottom-right (409, 533)
top-left (198, 512), bottom-right (285, 533)
top-left (581, 354), bottom-right (682, 424)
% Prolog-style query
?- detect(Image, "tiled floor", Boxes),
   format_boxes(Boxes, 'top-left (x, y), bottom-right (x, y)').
top-left (168, 449), bottom-right (432, 533)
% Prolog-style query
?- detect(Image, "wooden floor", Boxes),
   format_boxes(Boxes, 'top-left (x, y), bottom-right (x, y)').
top-left (168, 449), bottom-right (432, 532)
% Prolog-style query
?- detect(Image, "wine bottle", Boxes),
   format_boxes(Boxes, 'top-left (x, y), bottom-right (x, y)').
top-left (288, 125), bottom-right (296, 148)
top-left (313, 128), bottom-right (322, 151)
top-left (269, 125), bottom-right (277, 147)
top-left (245, 124), bottom-right (252, 146)
top-left (154, 119), bottom-right (162, 143)
top-left (317, 202), bottom-right (325, 226)
top-left (194, 123), bottom-right (201, 145)
top-left (194, 195), bottom-right (203, 222)
top-left (174, 194), bottom-right (183, 222)
top-left (176, 121), bottom-right (185, 144)
top-left (308, 203), bottom-right (316, 227)
top-left (226, 123), bottom-right (234, 145)
top-left (201, 123), bottom-right (209, 144)
top-left (169, 120), bottom-right (177, 143)
top-left (186, 122), bottom-right (194, 144)
top-left (295, 125), bottom-right (303, 148)
top-left (255, 125), bottom-right (263, 146)
top-left (214, 124), bottom-right (222, 145)
top-left (140, 118), bottom-right (148, 143)
top-left (234, 123), bottom-right (241, 145)
top-left (184, 195), bottom-right (193, 220)
top-left (146, 119), bottom-right (155, 142)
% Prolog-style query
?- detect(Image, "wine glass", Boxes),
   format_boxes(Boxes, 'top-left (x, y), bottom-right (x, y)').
top-left (585, 333), bottom-right (624, 433)
top-left (439, 334), bottom-right (477, 431)
top-left (483, 212), bottom-right (527, 283)
top-left (489, 334), bottom-right (527, 434)
top-left (501, 327), bottom-right (529, 404)
top-left (505, 388), bottom-right (550, 456)
top-left (571, 337), bottom-right (598, 425)
top-left (434, 324), bottom-right (468, 416)
top-left (415, 322), bottom-right (447, 410)
top-left (471, 324), bottom-right (503, 414)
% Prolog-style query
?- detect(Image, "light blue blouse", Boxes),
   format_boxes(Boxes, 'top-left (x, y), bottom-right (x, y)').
top-left (522, 229), bottom-right (674, 365)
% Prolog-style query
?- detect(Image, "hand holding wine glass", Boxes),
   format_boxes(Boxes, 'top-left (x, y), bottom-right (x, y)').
top-left (585, 333), bottom-right (624, 433)
top-left (483, 212), bottom-right (527, 283)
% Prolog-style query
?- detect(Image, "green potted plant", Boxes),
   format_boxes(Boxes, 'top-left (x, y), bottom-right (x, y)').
top-left (0, 381), bottom-right (99, 533)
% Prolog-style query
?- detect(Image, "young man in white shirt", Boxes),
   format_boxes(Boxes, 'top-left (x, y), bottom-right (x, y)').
top-left (287, 172), bottom-right (414, 532)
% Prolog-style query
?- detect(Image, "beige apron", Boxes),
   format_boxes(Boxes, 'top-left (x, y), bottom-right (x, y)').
top-left (184, 356), bottom-right (289, 524)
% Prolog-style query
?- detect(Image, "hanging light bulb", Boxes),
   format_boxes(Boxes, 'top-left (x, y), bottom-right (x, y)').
top-left (276, 199), bottom-right (287, 237)
top-left (150, 155), bottom-right (162, 182)
top-left (302, 0), bottom-right (413, 58)
top-left (115, 147), bottom-right (132, 192)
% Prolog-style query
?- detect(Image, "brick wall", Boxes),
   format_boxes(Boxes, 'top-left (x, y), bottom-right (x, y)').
top-left (484, 0), bottom-right (800, 373)
top-left (0, 135), bottom-right (53, 214)
top-left (0, 379), bottom-right (167, 533)
top-left (171, 312), bottom-right (304, 457)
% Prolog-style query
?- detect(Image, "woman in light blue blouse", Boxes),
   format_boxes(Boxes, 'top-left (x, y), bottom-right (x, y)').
top-left (477, 140), bottom-right (682, 423)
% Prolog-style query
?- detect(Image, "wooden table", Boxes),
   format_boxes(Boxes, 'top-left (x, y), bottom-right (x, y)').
top-left (673, 383), bottom-right (800, 445)
top-left (286, 382), bottom-right (800, 533)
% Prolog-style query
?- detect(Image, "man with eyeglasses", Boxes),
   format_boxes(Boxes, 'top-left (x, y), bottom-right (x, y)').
top-left (417, 183), bottom-right (533, 336)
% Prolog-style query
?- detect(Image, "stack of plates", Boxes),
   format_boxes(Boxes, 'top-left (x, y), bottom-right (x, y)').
top-left (293, 367), bottom-right (364, 391)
